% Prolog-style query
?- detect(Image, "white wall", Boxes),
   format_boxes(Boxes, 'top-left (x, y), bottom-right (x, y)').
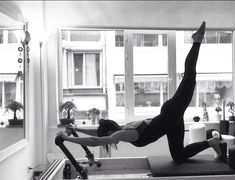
top-left (46, 0), bottom-right (235, 161)
top-left (0, 1), bottom-right (45, 180)
top-left (1, 1), bottom-right (235, 180)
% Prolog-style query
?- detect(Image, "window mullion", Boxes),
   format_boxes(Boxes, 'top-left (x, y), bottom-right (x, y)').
top-left (232, 31), bottom-right (235, 103)
top-left (124, 31), bottom-right (134, 120)
top-left (167, 31), bottom-right (177, 99)
top-left (83, 53), bottom-right (86, 86)
top-left (2, 83), bottom-right (5, 108)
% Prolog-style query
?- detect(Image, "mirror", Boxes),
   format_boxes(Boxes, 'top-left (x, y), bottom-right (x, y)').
top-left (0, 11), bottom-right (27, 152)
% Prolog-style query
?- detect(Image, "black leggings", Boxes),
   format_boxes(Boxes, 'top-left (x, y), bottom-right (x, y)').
top-left (135, 43), bottom-right (210, 163)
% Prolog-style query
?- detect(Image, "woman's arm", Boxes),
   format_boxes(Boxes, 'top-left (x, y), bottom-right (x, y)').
top-left (59, 129), bottom-right (139, 147)
top-left (75, 128), bottom-right (97, 136)
top-left (67, 124), bottom-right (97, 136)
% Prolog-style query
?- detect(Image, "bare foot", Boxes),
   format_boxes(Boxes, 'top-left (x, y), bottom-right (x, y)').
top-left (192, 21), bottom-right (206, 43)
top-left (208, 136), bottom-right (222, 157)
top-left (212, 130), bottom-right (220, 138)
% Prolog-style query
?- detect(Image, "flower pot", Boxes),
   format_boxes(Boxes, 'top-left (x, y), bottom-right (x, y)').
top-left (215, 114), bottom-right (222, 122)
top-left (193, 116), bottom-right (200, 122)
top-left (59, 118), bottom-right (75, 125)
top-left (8, 119), bottom-right (23, 126)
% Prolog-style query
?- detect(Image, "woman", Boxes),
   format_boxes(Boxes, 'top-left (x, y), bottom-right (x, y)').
top-left (57, 21), bottom-right (222, 163)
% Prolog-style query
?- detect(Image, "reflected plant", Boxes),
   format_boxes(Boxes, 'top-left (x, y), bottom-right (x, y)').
top-left (5, 100), bottom-right (23, 120)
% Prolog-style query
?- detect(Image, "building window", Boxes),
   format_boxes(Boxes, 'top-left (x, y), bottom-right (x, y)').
top-left (62, 30), bottom-right (101, 42)
top-left (0, 30), bottom-right (22, 44)
top-left (133, 34), bottom-right (158, 47)
top-left (177, 30), bottom-right (233, 120)
top-left (4, 82), bottom-right (16, 106)
top-left (184, 31), bottom-right (232, 44)
top-left (73, 53), bottom-right (100, 86)
top-left (0, 78), bottom-right (22, 109)
top-left (115, 31), bottom-right (124, 47)
top-left (59, 29), bottom-right (234, 123)
top-left (115, 31), bottom-right (167, 47)
top-left (8, 30), bottom-right (18, 43)
top-left (65, 52), bottom-right (101, 88)
top-left (0, 30), bottom-right (3, 44)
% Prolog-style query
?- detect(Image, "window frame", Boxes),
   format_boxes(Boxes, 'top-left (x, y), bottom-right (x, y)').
top-left (66, 50), bottom-right (102, 88)
top-left (58, 28), bottom-right (235, 122)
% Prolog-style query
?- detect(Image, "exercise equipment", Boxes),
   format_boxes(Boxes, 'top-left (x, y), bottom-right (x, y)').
top-left (55, 126), bottom-right (101, 179)
top-left (189, 123), bottom-right (206, 143)
top-left (229, 146), bottom-right (235, 169)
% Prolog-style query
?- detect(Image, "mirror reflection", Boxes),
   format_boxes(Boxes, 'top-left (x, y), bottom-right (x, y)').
top-left (0, 26), bottom-right (25, 151)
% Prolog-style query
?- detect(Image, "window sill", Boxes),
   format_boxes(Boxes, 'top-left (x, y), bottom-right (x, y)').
top-left (0, 139), bottom-right (28, 162)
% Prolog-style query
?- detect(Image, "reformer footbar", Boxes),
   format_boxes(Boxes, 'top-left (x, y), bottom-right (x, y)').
top-left (55, 127), bottom-right (101, 179)
top-left (65, 126), bottom-right (101, 168)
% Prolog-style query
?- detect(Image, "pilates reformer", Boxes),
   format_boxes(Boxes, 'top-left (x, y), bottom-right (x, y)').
top-left (55, 126), bottom-right (101, 179)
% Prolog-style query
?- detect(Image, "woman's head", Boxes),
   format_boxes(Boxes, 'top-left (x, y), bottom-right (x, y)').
top-left (97, 119), bottom-right (121, 137)
top-left (97, 119), bottom-right (121, 152)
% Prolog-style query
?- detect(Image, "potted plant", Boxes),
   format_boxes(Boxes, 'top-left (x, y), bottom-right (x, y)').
top-left (59, 101), bottom-right (77, 125)
top-left (226, 101), bottom-right (235, 121)
top-left (88, 108), bottom-right (100, 125)
top-left (215, 105), bottom-right (222, 121)
top-left (6, 100), bottom-right (24, 126)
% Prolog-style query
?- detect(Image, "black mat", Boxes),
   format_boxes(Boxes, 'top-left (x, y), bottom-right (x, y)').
top-left (147, 155), bottom-right (235, 177)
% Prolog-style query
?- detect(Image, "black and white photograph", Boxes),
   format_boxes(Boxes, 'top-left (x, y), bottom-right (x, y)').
top-left (0, 1), bottom-right (235, 180)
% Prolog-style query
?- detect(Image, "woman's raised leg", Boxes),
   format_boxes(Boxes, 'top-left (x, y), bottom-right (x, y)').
top-left (163, 21), bottom-right (222, 162)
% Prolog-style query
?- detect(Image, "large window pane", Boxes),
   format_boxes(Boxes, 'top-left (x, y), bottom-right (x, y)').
top-left (4, 82), bottom-right (16, 106)
top-left (70, 31), bottom-right (101, 41)
top-left (74, 54), bottom-right (83, 85)
top-left (133, 32), bottom-right (168, 117)
top-left (61, 30), bottom-right (125, 123)
top-left (8, 30), bottom-right (18, 43)
top-left (176, 30), bottom-right (232, 121)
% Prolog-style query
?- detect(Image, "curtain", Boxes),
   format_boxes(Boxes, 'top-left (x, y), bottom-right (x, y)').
top-left (85, 54), bottom-right (97, 86)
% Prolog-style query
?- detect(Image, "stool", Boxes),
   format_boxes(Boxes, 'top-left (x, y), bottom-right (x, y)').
top-left (221, 135), bottom-right (235, 154)
top-left (228, 146), bottom-right (235, 169)
top-left (189, 123), bottom-right (206, 144)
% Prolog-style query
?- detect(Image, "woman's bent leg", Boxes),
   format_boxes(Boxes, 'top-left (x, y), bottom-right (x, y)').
top-left (167, 121), bottom-right (210, 163)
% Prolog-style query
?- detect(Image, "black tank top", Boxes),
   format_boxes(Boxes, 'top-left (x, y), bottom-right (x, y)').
top-left (124, 121), bottom-right (149, 146)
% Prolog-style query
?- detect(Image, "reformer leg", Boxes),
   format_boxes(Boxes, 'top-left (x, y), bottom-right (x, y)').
top-left (55, 136), bottom-right (88, 179)
top-left (69, 130), bottom-right (101, 167)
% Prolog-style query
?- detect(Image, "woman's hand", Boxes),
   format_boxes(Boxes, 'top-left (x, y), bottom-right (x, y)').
top-left (56, 131), bottom-right (67, 140)
top-left (66, 123), bottom-right (77, 131)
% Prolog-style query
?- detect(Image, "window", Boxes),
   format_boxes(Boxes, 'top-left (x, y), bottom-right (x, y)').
top-left (0, 28), bottom-right (25, 125)
top-left (62, 30), bottom-right (101, 42)
top-left (115, 31), bottom-right (124, 47)
top-left (4, 82), bottom-right (16, 106)
top-left (61, 30), bottom-right (111, 121)
top-left (8, 30), bottom-right (18, 43)
top-left (72, 53), bottom-right (100, 86)
top-left (0, 76), bottom-right (22, 109)
top-left (60, 29), bottom-right (234, 123)
top-left (0, 30), bottom-right (22, 44)
top-left (177, 30), bottom-right (233, 120)
top-left (0, 30), bottom-right (3, 44)
top-left (184, 31), bottom-right (232, 44)
top-left (133, 34), bottom-right (158, 47)
top-left (115, 75), bottom-right (168, 107)
top-left (115, 31), bottom-right (167, 47)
